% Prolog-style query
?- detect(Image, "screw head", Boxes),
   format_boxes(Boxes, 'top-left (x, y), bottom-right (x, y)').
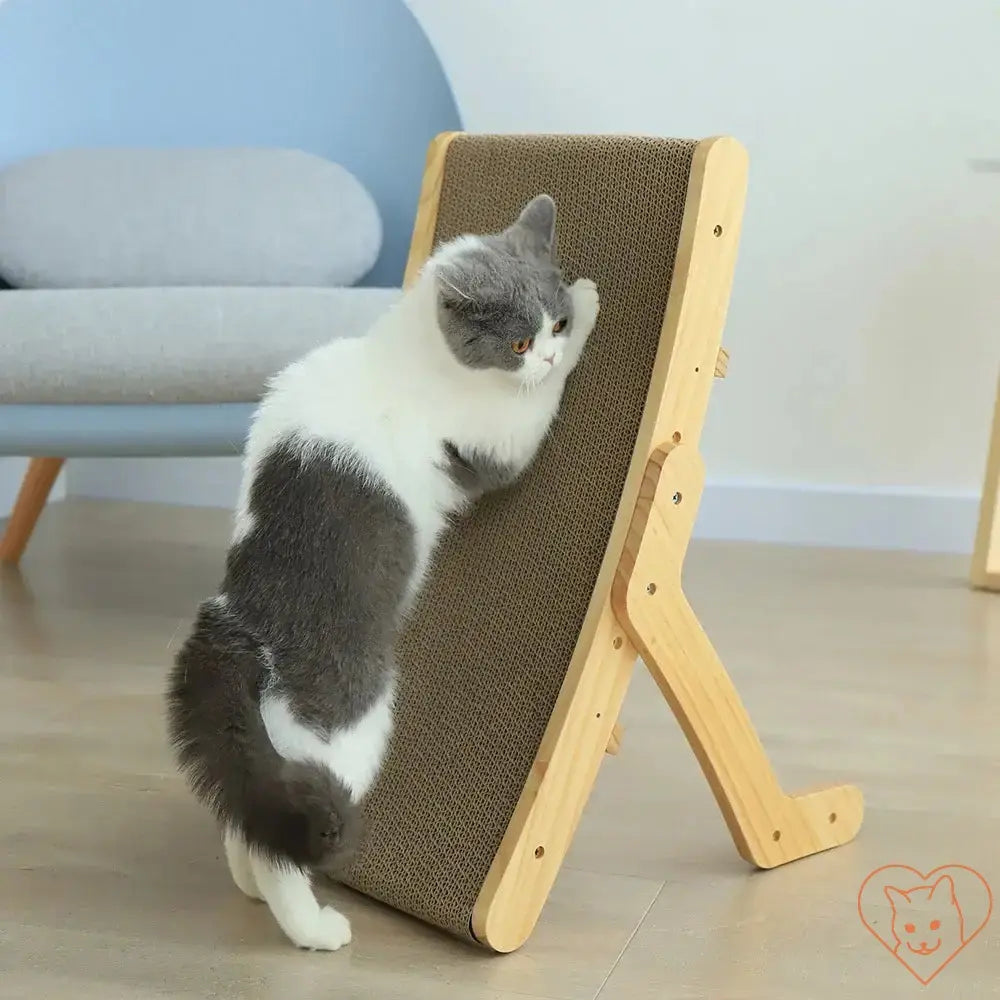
top-left (672, 491), bottom-right (682, 504)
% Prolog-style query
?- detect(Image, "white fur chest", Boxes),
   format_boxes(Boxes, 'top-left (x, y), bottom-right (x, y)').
top-left (236, 332), bottom-right (465, 583)
top-left (233, 281), bottom-right (565, 589)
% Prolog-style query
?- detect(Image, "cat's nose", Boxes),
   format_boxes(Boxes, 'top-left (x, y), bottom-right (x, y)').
top-left (542, 355), bottom-right (555, 366)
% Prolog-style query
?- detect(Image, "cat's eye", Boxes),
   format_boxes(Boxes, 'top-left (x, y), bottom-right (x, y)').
top-left (553, 318), bottom-right (567, 333)
top-left (930, 920), bottom-right (941, 930)
top-left (512, 338), bottom-right (532, 354)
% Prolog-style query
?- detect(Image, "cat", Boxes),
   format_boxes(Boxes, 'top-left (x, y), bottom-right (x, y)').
top-left (166, 193), bottom-right (600, 951)
top-left (885, 874), bottom-right (966, 977)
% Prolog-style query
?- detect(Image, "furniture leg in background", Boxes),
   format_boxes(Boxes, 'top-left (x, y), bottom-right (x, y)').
top-left (0, 457), bottom-right (65, 565)
top-left (971, 370), bottom-right (1000, 591)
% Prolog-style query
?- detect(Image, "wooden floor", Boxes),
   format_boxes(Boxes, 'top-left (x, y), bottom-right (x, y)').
top-left (2, 499), bottom-right (998, 999)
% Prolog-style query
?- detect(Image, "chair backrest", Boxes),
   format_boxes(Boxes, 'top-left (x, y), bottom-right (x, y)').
top-left (343, 133), bottom-right (717, 942)
top-left (0, 0), bottom-right (460, 286)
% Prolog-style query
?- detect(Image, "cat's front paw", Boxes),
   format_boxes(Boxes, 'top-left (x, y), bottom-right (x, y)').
top-left (291, 906), bottom-right (353, 952)
top-left (570, 277), bottom-right (600, 337)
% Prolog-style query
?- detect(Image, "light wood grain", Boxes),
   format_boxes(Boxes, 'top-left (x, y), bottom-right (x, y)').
top-left (646, 143), bottom-right (746, 454)
top-left (604, 128), bottom-right (862, 868)
top-left (971, 369), bottom-right (1000, 591)
top-left (612, 445), bottom-right (863, 867)
top-left (403, 131), bottom-right (460, 288)
top-left (605, 722), bottom-right (623, 755)
top-left (714, 346), bottom-right (729, 378)
top-left (471, 136), bottom-right (755, 952)
top-left (472, 602), bottom-right (639, 951)
top-left (0, 456), bottom-right (65, 565)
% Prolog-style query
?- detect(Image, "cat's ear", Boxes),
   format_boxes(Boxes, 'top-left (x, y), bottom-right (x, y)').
top-left (928, 875), bottom-right (957, 905)
top-left (885, 886), bottom-right (909, 908)
top-left (506, 194), bottom-right (556, 260)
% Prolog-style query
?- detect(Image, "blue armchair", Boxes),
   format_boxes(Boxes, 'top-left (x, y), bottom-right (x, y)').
top-left (0, 0), bottom-right (460, 563)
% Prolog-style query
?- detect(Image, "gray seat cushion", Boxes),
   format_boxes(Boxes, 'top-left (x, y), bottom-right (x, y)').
top-left (0, 286), bottom-right (401, 404)
top-left (0, 148), bottom-right (382, 289)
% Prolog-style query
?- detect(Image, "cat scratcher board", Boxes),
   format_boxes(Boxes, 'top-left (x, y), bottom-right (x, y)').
top-left (340, 132), bottom-right (864, 952)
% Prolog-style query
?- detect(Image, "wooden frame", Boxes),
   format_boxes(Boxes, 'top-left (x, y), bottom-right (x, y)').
top-left (407, 132), bottom-right (863, 952)
top-left (971, 370), bottom-right (1000, 591)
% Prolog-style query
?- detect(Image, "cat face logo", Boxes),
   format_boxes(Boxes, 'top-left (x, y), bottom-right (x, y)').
top-left (858, 865), bottom-right (993, 984)
top-left (885, 875), bottom-right (962, 958)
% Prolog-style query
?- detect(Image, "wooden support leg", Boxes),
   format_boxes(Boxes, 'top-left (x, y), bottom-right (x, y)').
top-left (600, 347), bottom-right (729, 755)
top-left (971, 371), bottom-right (1000, 591)
top-left (0, 458), bottom-right (65, 565)
top-left (612, 444), bottom-right (863, 868)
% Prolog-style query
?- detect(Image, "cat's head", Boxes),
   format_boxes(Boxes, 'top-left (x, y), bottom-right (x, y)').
top-left (429, 194), bottom-right (575, 388)
top-left (885, 875), bottom-right (965, 956)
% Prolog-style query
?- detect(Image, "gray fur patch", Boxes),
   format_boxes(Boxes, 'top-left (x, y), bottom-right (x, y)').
top-left (166, 436), bottom-right (416, 870)
top-left (441, 440), bottom-right (524, 501)
top-left (435, 194), bottom-right (574, 372)
top-left (224, 438), bottom-right (415, 731)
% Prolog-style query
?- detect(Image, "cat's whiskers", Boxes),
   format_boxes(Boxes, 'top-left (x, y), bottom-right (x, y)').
top-left (166, 618), bottom-right (185, 651)
top-left (438, 272), bottom-right (473, 303)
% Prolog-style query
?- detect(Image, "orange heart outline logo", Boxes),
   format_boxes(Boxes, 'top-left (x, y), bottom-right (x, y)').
top-left (858, 864), bottom-right (993, 984)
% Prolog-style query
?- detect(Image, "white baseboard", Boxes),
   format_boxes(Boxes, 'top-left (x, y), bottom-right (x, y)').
top-left (68, 457), bottom-right (244, 510)
top-left (693, 479), bottom-right (978, 554)
top-left (0, 457), bottom-right (67, 519)
top-left (66, 458), bottom-right (979, 555)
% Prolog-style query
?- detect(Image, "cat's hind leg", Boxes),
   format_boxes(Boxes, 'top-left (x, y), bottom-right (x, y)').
top-left (223, 828), bottom-right (262, 901)
top-left (248, 852), bottom-right (352, 951)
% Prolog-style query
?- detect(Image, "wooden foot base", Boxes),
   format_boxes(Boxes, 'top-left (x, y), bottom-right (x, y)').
top-left (0, 458), bottom-right (65, 565)
top-left (612, 444), bottom-right (863, 868)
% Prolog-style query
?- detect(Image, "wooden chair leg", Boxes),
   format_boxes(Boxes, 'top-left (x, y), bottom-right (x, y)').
top-left (612, 445), bottom-right (863, 868)
top-left (971, 371), bottom-right (1000, 591)
top-left (0, 457), bottom-right (66, 565)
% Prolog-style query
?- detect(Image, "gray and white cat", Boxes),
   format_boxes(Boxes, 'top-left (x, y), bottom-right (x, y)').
top-left (166, 195), bottom-right (600, 951)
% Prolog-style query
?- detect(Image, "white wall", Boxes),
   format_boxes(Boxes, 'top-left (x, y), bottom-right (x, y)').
top-left (70, 0), bottom-right (1000, 552)
top-left (405, 0), bottom-right (1000, 487)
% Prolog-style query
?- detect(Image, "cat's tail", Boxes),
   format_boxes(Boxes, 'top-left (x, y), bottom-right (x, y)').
top-left (166, 600), bottom-right (359, 871)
